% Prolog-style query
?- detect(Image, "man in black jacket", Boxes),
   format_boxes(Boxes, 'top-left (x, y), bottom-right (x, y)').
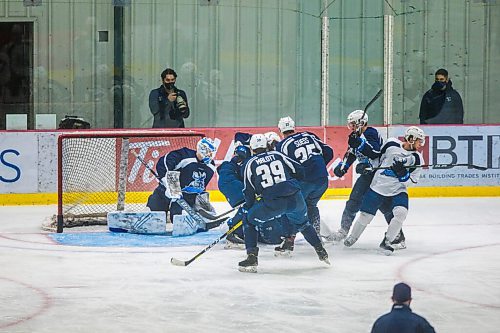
top-left (419, 68), bottom-right (463, 124)
top-left (149, 68), bottom-right (190, 128)
top-left (371, 282), bottom-right (436, 333)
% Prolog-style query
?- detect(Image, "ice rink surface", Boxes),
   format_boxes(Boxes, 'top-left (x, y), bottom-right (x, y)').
top-left (1, 198), bottom-right (500, 333)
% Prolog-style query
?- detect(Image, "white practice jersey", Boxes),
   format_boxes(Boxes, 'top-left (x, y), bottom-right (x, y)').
top-left (370, 138), bottom-right (424, 197)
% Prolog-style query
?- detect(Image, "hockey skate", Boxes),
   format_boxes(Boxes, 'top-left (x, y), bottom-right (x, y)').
top-left (390, 230), bottom-right (406, 250)
top-left (325, 228), bottom-right (348, 243)
top-left (238, 249), bottom-right (258, 273)
top-left (379, 236), bottom-right (395, 256)
top-left (274, 235), bottom-right (295, 257)
top-left (225, 232), bottom-right (245, 250)
top-left (314, 244), bottom-right (331, 265)
top-left (343, 235), bottom-right (358, 247)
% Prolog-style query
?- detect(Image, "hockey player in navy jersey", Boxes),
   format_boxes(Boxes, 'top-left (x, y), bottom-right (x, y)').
top-left (238, 134), bottom-right (329, 273)
top-left (343, 126), bottom-right (425, 254)
top-left (218, 132), bottom-right (294, 249)
top-left (328, 110), bottom-right (404, 248)
top-left (274, 116), bottom-right (333, 253)
top-left (146, 137), bottom-right (217, 229)
top-left (217, 132), bottom-right (252, 247)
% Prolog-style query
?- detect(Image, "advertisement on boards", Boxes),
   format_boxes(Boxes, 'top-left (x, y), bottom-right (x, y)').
top-left (0, 133), bottom-right (38, 193)
top-left (0, 125), bottom-right (499, 195)
top-left (388, 125), bottom-right (500, 187)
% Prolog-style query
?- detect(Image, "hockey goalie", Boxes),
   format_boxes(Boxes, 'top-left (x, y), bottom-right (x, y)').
top-left (108, 137), bottom-right (225, 236)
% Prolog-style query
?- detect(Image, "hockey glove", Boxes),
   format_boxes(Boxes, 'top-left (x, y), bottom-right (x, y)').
top-left (391, 160), bottom-right (410, 182)
top-left (355, 163), bottom-right (372, 175)
top-left (348, 132), bottom-right (364, 149)
top-left (333, 163), bottom-right (348, 177)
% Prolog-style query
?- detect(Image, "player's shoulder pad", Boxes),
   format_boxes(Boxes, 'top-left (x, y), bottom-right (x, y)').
top-left (171, 147), bottom-right (196, 158)
top-left (380, 138), bottom-right (402, 155)
top-left (234, 132), bottom-right (252, 146)
top-left (363, 127), bottom-right (381, 140)
top-left (304, 131), bottom-right (321, 140)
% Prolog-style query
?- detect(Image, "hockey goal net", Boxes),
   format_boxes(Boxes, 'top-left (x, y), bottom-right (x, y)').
top-left (45, 130), bottom-right (204, 232)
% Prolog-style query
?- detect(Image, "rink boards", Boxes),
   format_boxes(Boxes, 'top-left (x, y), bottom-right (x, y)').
top-left (1, 125), bottom-right (499, 205)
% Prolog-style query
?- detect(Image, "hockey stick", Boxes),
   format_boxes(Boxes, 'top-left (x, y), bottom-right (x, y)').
top-left (338, 89), bottom-right (383, 171)
top-left (366, 163), bottom-right (488, 172)
top-left (170, 220), bottom-right (243, 267)
top-left (363, 88), bottom-right (383, 115)
top-left (131, 150), bottom-right (229, 223)
top-left (196, 200), bottom-right (244, 220)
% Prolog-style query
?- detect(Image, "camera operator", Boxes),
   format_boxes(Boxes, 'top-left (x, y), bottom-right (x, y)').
top-left (149, 68), bottom-right (190, 128)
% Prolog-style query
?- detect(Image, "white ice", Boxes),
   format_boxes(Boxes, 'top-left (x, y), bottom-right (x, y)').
top-left (1, 198), bottom-right (500, 333)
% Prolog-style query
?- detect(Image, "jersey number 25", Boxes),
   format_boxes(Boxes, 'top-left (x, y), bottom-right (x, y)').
top-left (256, 160), bottom-right (286, 188)
top-left (294, 144), bottom-right (316, 163)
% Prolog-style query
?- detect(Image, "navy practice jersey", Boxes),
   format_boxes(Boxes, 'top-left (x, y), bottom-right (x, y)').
top-left (276, 131), bottom-right (333, 183)
top-left (217, 157), bottom-right (245, 207)
top-left (243, 151), bottom-right (304, 207)
top-left (354, 126), bottom-right (384, 167)
top-left (156, 147), bottom-right (216, 194)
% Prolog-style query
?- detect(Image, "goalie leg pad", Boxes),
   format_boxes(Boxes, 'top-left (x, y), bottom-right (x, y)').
top-left (107, 211), bottom-right (167, 234)
top-left (172, 213), bottom-right (201, 237)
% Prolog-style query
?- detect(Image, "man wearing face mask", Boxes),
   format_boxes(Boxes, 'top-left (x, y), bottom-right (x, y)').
top-left (419, 68), bottom-right (464, 124)
top-left (149, 68), bottom-right (190, 128)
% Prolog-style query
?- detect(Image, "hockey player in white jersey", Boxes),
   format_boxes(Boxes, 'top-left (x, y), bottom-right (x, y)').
top-left (343, 126), bottom-right (425, 254)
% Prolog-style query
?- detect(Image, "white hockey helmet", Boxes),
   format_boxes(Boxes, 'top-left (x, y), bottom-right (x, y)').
top-left (278, 116), bottom-right (295, 133)
top-left (196, 137), bottom-right (217, 164)
top-left (404, 126), bottom-right (426, 146)
top-left (264, 131), bottom-right (280, 144)
top-left (347, 110), bottom-right (368, 130)
top-left (249, 134), bottom-right (268, 151)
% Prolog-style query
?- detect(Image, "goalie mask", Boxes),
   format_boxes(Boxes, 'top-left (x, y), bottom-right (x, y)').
top-left (347, 110), bottom-right (368, 131)
top-left (278, 116), bottom-right (295, 133)
top-left (404, 126), bottom-right (426, 146)
top-left (196, 137), bottom-right (217, 164)
top-left (249, 134), bottom-right (268, 151)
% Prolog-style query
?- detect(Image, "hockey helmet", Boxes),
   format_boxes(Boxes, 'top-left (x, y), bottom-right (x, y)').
top-left (265, 131), bottom-right (280, 144)
top-left (234, 145), bottom-right (251, 161)
top-left (196, 137), bottom-right (217, 164)
top-left (404, 126), bottom-right (426, 146)
top-left (249, 134), bottom-right (268, 150)
top-left (278, 116), bottom-right (295, 133)
top-left (347, 110), bottom-right (368, 131)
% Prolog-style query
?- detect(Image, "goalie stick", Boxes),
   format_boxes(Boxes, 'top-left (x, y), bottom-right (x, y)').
top-left (170, 220), bottom-right (243, 267)
top-left (365, 163), bottom-right (488, 172)
top-left (339, 89), bottom-right (383, 172)
top-left (131, 150), bottom-right (233, 223)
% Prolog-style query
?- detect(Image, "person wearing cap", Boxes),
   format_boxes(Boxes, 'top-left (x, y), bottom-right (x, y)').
top-left (371, 282), bottom-right (436, 333)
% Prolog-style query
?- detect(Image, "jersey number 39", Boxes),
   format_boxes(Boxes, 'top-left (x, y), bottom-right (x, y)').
top-left (256, 161), bottom-right (286, 188)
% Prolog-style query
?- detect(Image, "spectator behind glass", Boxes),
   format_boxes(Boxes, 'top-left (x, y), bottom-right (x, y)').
top-left (371, 282), bottom-right (436, 333)
top-left (419, 68), bottom-right (464, 124)
top-left (149, 68), bottom-right (190, 128)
